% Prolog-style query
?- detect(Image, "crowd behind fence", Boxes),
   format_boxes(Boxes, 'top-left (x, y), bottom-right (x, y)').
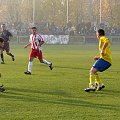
top-left (3, 22), bottom-right (120, 37)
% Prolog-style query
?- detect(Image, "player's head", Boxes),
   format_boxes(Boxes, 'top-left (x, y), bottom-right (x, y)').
top-left (31, 27), bottom-right (37, 35)
top-left (96, 29), bottom-right (105, 39)
top-left (1, 24), bottom-right (6, 31)
top-left (0, 37), bottom-right (4, 48)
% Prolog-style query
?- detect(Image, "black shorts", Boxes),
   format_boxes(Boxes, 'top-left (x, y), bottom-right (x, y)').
top-left (3, 42), bottom-right (10, 52)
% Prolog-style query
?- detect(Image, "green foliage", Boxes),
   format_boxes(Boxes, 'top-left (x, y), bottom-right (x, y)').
top-left (0, 44), bottom-right (120, 120)
top-left (0, 0), bottom-right (120, 26)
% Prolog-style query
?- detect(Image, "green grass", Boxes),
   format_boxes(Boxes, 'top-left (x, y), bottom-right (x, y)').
top-left (0, 44), bottom-right (120, 120)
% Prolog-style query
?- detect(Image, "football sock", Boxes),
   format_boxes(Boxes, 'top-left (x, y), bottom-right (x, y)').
top-left (1, 53), bottom-right (4, 62)
top-left (28, 62), bottom-right (33, 72)
top-left (42, 59), bottom-right (51, 65)
top-left (89, 74), bottom-right (95, 88)
top-left (95, 74), bottom-right (102, 87)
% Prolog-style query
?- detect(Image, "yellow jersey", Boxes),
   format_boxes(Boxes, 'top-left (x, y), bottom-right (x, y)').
top-left (99, 36), bottom-right (112, 64)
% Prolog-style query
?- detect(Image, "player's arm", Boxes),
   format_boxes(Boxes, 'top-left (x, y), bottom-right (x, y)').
top-left (94, 55), bottom-right (100, 61)
top-left (8, 31), bottom-right (13, 41)
top-left (39, 41), bottom-right (44, 46)
top-left (38, 34), bottom-right (44, 46)
top-left (9, 36), bottom-right (12, 41)
top-left (101, 42), bottom-right (108, 56)
top-left (24, 42), bottom-right (31, 49)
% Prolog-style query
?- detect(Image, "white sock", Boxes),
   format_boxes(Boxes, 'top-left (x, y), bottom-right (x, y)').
top-left (43, 59), bottom-right (51, 65)
top-left (28, 62), bottom-right (33, 72)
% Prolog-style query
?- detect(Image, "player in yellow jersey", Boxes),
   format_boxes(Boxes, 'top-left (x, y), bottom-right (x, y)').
top-left (85, 29), bottom-right (112, 92)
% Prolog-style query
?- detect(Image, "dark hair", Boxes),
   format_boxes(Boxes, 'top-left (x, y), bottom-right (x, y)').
top-left (31, 27), bottom-right (37, 29)
top-left (0, 37), bottom-right (4, 43)
top-left (98, 29), bottom-right (105, 36)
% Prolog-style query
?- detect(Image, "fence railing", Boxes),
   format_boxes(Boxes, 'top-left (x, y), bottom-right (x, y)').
top-left (10, 35), bottom-right (120, 45)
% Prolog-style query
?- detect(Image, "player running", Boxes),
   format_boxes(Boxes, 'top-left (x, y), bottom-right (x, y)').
top-left (0, 24), bottom-right (15, 64)
top-left (85, 29), bottom-right (112, 92)
top-left (0, 37), bottom-right (5, 92)
top-left (24, 27), bottom-right (53, 75)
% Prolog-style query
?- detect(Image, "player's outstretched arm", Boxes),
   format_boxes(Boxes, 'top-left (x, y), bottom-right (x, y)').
top-left (24, 42), bottom-right (31, 49)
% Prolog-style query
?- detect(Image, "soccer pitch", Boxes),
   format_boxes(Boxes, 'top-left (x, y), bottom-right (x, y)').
top-left (0, 44), bottom-right (120, 120)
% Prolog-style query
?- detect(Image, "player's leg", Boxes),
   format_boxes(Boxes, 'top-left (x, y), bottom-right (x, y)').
top-left (1, 50), bottom-right (5, 64)
top-left (85, 63), bottom-right (99, 92)
top-left (28, 58), bottom-right (34, 73)
top-left (24, 49), bottom-right (37, 75)
top-left (0, 83), bottom-right (5, 92)
top-left (40, 59), bottom-right (52, 65)
top-left (6, 52), bottom-right (15, 61)
top-left (89, 67), bottom-right (98, 87)
top-left (94, 59), bottom-right (111, 90)
top-left (94, 73), bottom-right (105, 90)
top-left (24, 58), bottom-right (34, 75)
top-left (6, 51), bottom-right (15, 61)
top-left (85, 67), bottom-right (98, 92)
top-left (5, 43), bottom-right (15, 61)
top-left (0, 73), bottom-right (5, 92)
top-left (38, 51), bottom-right (53, 70)
top-left (0, 43), bottom-right (5, 64)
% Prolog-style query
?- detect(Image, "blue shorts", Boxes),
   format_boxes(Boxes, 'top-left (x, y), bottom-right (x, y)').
top-left (93, 58), bottom-right (111, 72)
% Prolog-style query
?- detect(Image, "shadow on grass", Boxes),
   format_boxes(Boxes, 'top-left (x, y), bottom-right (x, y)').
top-left (0, 87), bottom-right (120, 112)
top-left (95, 89), bottom-right (120, 96)
top-left (4, 87), bottom-right (72, 98)
top-left (54, 65), bottom-right (89, 70)
top-left (54, 65), bottom-right (120, 74)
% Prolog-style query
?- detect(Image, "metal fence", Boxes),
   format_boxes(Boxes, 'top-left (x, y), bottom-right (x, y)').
top-left (10, 35), bottom-right (120, 45)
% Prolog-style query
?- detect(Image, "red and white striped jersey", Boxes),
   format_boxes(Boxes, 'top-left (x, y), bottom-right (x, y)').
top-left (29, 33), bottom-right (44, 50)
